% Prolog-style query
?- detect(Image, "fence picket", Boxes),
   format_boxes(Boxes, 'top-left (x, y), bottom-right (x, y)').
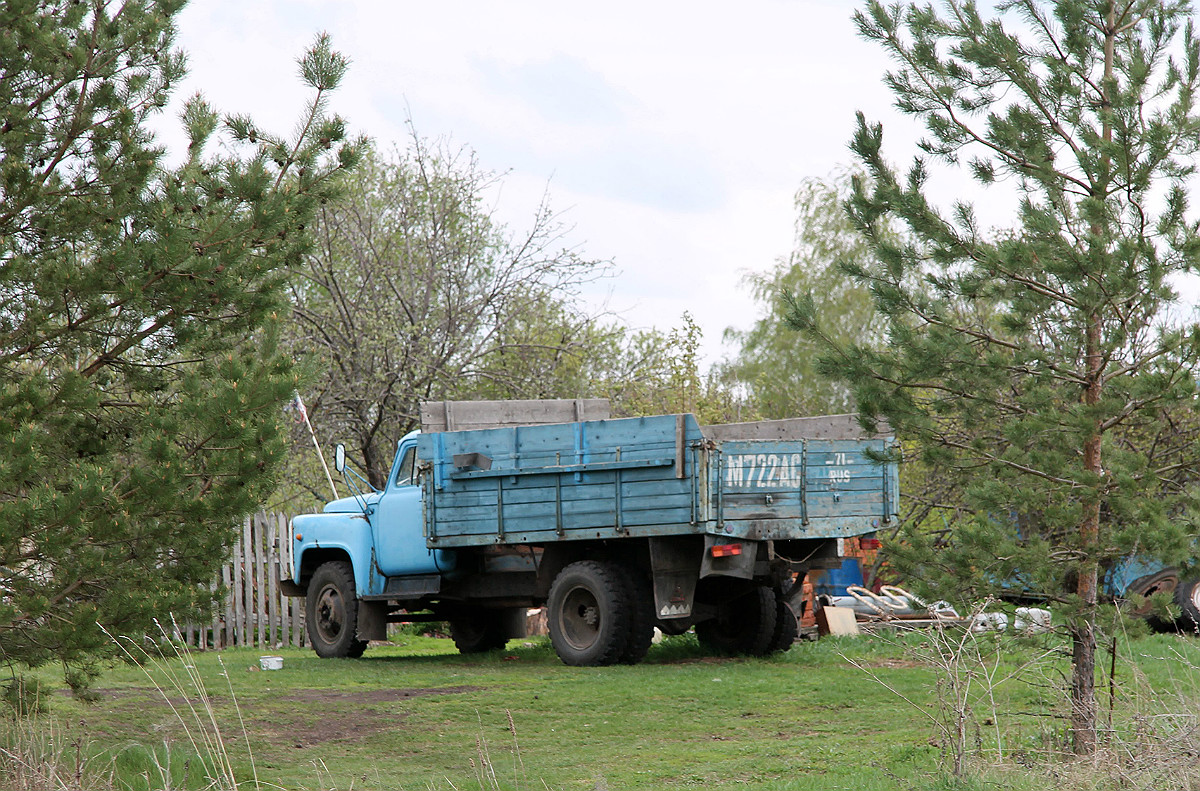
top-left (277, 512), bottom-right (290, 648)
top-left (222, 563), bottom-right (234, 649)
top-left (176, 511), bottom-right (305, 651)
top-left (254, 513), bottom-right (265, 647)
top-left (266, 514), bottom-right (278, 649)
top-left (241, 515), bottom-right (252, 646)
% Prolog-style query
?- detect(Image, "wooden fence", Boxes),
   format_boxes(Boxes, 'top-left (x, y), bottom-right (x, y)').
top-left (178, 510), bottom-right (550, 650)
top-left (180, 512), bottom-right (306, 650)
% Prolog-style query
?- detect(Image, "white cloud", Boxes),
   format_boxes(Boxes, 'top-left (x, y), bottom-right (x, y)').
top-left (161, 0), bottom-right (922, 366)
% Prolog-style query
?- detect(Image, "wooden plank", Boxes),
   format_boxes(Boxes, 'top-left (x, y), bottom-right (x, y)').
top-left (816, 605), bottom-right (860, 636)
top-left (235, 520), bottom-right (247, 647)
top-left (429, 417), bottom-right (691, 464)
top-left (703, 414), bottom-right (891, 442)
top-left (267, 514), bottom-right (278, 649)
top-left (277, 513), bottom-right (290, 648)
top-left (421, 399), bottom-right (610, 433)
top-left (222, 562), bottom-right (234, 649)
top-left (255, 513), bottom-right (266, 648)
top-left (287, 511), bottom-right (303, 646)
top-left (293, 582), bottom-right (304, 647)
top-left (432, 493), bottom-right (696, 533)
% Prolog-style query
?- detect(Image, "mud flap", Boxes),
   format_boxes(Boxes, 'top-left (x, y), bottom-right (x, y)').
top-left (649, 536), bottom-right (702, 620)
top-left (357, 599), bottom-right (387, 642)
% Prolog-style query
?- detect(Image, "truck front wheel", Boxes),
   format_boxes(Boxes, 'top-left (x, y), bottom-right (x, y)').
top-left (306, 561), bottom-right (368, 658)
top-left (547, 561), bottom-right (631, 666)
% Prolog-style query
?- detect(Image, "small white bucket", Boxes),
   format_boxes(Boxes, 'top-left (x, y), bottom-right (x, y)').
top-left (259, 655), bottom-right (284, 671)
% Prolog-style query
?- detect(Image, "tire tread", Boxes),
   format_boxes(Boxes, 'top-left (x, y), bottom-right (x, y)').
top-left (547, 560), bottom-right (631, 666)
top-left (306, 561), bottom-right (368, 659)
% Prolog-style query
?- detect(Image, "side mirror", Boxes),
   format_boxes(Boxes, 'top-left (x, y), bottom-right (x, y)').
top-left (334, 443), bottom-right (346, 473)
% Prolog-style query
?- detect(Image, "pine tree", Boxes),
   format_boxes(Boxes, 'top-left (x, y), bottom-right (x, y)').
top-left (0, 0), bottom-right (364, 690)
top-left (789, 0), bottom-right (1200, 753)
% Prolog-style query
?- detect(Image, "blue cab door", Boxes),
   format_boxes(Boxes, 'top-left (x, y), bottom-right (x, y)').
top-left (369, 440), bottom-right (451, 576)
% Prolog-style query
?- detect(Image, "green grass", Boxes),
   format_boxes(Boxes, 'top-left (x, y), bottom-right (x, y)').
top-left (9, 629), bottom-right (1200, 790)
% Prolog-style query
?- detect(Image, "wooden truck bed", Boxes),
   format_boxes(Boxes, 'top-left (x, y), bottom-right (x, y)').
top-left (417, 413), bottom-right (898, 549)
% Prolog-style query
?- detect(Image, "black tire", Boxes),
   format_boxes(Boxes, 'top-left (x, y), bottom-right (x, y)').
top-left (1123, 569), bottom-right (1179, 618)
top-left (615, 565), bottom-right (654, 665)
top-left (695, 586), bottom-right (778, 657)
top-left (655, 619), bottom-right (692, 636)
top-left (1123, 569), bottom-right (1180, 632)
top-left (767, 597), bottom-right (799, 654)
top-left (1175, 578), bottom-right (1200, 633)
top-left (306, 561), bottom-right (368, 658)
top-left (547, 560), bottom-right (631, 666)
top-left (449, 607), bottom-right (518, 654)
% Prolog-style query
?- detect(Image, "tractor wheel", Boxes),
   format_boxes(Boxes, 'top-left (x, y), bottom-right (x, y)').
top-left (767, 596), bottom-right (799, 654)
top-left (1123, 569), bottom-right (1180, 631)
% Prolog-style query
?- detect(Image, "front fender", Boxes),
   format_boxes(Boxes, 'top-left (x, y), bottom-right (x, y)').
top-left (292, 512), bottom-right (384, 597)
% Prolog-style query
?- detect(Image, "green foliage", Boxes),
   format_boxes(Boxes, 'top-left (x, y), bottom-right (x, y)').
top-left (791, 0), bottom-right (1200, 752)
top-left (282, 137), bottom-right (700, 494)
top-left (10, 634), bottom-right (1200, 790)
top-left (0, 2), bottom-right (364, 685)
top-left (724, 170), bottom-right (886, 418)
top-left (617, 312), bottom-right (747, 425)
top-left (2, 677), bottom-right (47, 718)
top-left (284, 139), bottom-right (620, 489)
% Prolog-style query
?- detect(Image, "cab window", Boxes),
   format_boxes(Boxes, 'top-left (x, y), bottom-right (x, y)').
top-left (394, 446), bottom-right (416, 487)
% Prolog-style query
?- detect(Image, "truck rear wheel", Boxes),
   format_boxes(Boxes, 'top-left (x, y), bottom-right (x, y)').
top-left (547, 561), bottom-right (630, 666)
top-left (655, 619), bottom-right (692, 636)
top-left (767, 597), bottom-right (798, 653)
top-left (449, 607), bottom-right (520, 654)
top-left (615, 565), bottom-right (654, 665)
top-left (695, 586), bottom-right (778, 657)
top-left (306, 561), bottom-right (368, 658)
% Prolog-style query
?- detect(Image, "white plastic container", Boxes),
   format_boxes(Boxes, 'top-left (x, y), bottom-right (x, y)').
top-left (259, 655), bottom-right (284, 671)
top-left (1014, 607), bottom-right (1052, 634)
top-left (970, 611), bottom-right (1009, 633)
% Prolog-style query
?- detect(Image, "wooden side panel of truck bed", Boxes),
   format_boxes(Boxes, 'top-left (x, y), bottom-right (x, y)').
top-left (418, 413), bottom-right (897, 548)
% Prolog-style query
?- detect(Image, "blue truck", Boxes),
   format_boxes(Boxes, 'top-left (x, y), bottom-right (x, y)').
top-left (284, 403), bottom-right (899, 666)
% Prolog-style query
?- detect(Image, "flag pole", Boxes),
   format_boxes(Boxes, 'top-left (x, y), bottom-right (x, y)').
top-left (292, 392), bottom-right (338, 501)
top-left (306, 413), bottom-right (338, 501)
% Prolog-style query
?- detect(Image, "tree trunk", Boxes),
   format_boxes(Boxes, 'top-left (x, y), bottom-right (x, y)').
top-left (1072, 309), bottom-right (1102, 755)
top-left (1070, 582), bottom-right (1098, 754)
top-left (1069, 4), bottom-right (1118, 756)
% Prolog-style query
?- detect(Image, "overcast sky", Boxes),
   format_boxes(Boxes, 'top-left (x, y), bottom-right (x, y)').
top-left (161, 1), bottom-right (938, 365)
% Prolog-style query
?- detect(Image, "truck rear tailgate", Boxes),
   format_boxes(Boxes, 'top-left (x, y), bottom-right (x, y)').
top-left (714, 438), bottom-right (897, 539)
